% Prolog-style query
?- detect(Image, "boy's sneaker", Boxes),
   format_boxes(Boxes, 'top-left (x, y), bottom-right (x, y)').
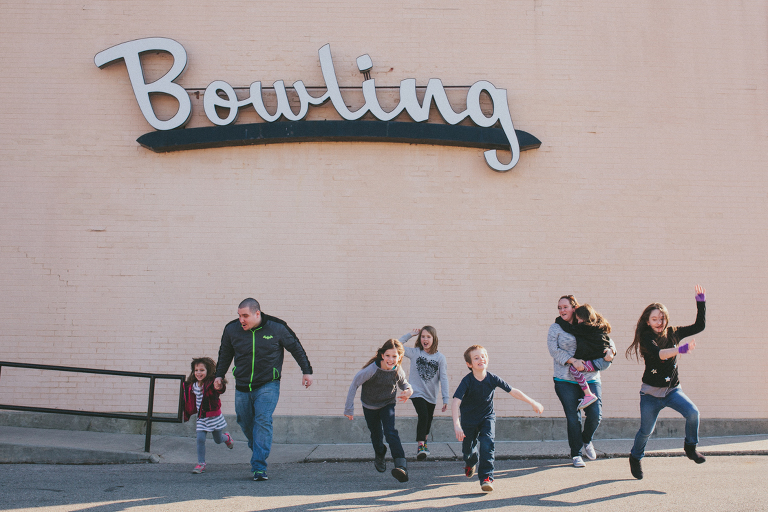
top-left (416, 444), bottom-right (429, 461)
top-left (481, 477), bottom-right (494, 492)
top-left (191, 463), bottom-right (206, 474)
top-left (253, 471), bottom-right (268, 481)
top-left (374, 451), bottom-right (387, 473)
top-left (577, 395), bottom-right (598, 410)
top-left (224, 432), bottom-right (234, 449)
top-left (573, 456), bottom-right (586, 468)
top-left (583, 442), bottom-right (597, 460)
top-left (465, 464), bottom-right (476, 478)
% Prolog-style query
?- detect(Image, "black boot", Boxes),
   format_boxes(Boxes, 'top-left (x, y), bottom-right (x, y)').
top-left (391, 457), bottom-right (408, 482)
top-left (629, 455), bottom-right (643, 480)
top-left (684, 442), bottom-right (706, 464)
top-left (374, 447), bottom-right (387, 473)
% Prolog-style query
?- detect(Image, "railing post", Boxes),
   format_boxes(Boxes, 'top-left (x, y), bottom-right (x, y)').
top-left (145, 376), bottom-right (156, 452)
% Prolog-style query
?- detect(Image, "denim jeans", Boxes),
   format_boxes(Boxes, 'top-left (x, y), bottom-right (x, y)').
top-left (461, 417), bottom-right (495, 481)
top-left (362, 403), bottom-right (405, 460)
top-left (554, 379), bottom-right (602, 457)
top-left (235, 380), bottom-right (280, 473)
top-left (630, 387), bottom-right (700, 460)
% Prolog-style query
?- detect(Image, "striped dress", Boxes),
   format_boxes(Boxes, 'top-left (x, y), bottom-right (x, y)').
top-left (193, 382), bottom-right (228, 432)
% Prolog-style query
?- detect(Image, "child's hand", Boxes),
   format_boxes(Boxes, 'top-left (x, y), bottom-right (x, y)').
top-left (572, 359), bottom-right (586, 372)
top-left (454, 424), bottom-right (465, 441)
top-left (214, 377), bottom-right (223, 391)
top-left (441, 403), bottom-right (448, 413)
top-left (345, 414), bottom-right (353, 420)
top-left (398, 388), bottom-right (413, 403)
top-left (603, 348), bottom-right (614, 362)
top-left (531, 401), bottom-right (544, 414)
top-left (679, 339), bottom-right (696, 354)
top-left (410, 328), bottom-right (420, 337)
top-left (695, 284), bottom-right (706, 302)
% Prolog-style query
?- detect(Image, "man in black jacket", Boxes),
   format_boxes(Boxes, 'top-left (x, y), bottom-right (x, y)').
top-left (215, 298), bottom-right (313, 481)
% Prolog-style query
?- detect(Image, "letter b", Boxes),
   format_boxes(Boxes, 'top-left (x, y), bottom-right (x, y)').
top-left (95, 38), bottom-right (191, 131)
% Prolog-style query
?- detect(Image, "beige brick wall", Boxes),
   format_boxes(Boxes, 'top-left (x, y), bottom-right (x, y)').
top-left (1, 1), bottom-right (766, 421)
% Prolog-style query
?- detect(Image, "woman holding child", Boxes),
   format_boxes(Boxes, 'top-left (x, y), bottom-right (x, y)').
top-left (547, 295), bottom-right (616, 468)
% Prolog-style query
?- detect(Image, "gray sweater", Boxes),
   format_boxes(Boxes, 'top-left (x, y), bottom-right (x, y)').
top-left (344, 362), bottom-right (411, 416)
top-left (398, 333), bottom-right (450, 405)
top-left (547, 322), bottom-right (615, 383)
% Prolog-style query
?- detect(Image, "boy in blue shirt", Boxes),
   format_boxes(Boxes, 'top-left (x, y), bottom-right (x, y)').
top-left (452, 344), bottom-right (544, 492)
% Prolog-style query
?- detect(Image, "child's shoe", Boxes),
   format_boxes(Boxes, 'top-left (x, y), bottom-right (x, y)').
top-left (224, 432), bottom-right (234, 449)
top-left (629, 455), bottom-right (643, 479)
top-left (391, 458), bottom-right (408, 482)
top-left (253, 470), bottom-right (269, 481)
top-left (684, 442), bottom-right (706, 464)
top-left (577, 395), bottom-right (598, 410)
top-left (572, 456), bottom-right (586, 468)
top-left (481, 476), bottom-right (494, 492)
top-left (191, 463), bottom-right (206, 474)
top-left (465, 464), bottom-right (476, 478)
top-left (416, 443), bottom-right (429, 461)
top-left (374, 448), bottom-right (387, 473)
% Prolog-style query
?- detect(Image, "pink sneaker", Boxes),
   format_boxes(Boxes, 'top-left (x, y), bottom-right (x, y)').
top-left (224, 432), bottom-right (234, 449)
top-left (578, 395), bottom-right (598, 410)
top-left (192, 463), bottom-right (206, 474)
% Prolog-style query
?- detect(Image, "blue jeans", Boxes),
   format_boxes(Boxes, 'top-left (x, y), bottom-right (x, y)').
top-left (362, 403), bottom-right (405, 460)
top-left (461, 417), bottom-right (496, 481)
top-left (235, 381), bottom-right (280, 473)
top-left (554, 379), bottom-right (602, 458)
top-left (630, 387), bottom-right (699, 460)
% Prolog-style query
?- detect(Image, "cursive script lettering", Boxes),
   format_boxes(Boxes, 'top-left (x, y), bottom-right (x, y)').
top-left (96, 38), bottom-right (522, 171)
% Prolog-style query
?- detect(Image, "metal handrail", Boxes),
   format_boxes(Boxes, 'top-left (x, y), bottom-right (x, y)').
top-left (0, 361), bottom-right (186, 452)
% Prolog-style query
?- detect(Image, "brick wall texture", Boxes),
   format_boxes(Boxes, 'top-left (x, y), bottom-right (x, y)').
top-left (1, 1), bottom-right (766, 420)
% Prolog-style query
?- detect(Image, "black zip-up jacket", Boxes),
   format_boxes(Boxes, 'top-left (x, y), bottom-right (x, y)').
top-left (215, 313), bottom-right (313, 393)
top-left (640, 300), bottom-right (705, 389)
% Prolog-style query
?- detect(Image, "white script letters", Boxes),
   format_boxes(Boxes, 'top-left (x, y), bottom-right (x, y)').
top-left (96, 38), bottom-right (522, 171)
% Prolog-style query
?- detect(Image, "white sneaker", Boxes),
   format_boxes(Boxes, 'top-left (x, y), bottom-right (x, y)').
top-left (583, 442), bottom-right (597, 460)
top-left (573, 456), bottom-right (586, 468)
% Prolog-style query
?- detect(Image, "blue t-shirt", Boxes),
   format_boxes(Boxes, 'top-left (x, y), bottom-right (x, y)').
top-left (453, 371), bottom-right (512, 426)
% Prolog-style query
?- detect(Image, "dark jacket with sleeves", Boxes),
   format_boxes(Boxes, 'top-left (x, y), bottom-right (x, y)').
top-left (215, 313), bottom-right (313, 393)
top-left (640, 300), bottom-right (705, 388)
top-left (555, 317), bottom-right (613, 361)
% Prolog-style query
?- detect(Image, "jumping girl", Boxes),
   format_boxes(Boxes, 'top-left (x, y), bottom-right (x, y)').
top-left (399, 326), bottom-right (450, 460)
top-left (555, 304), bottom-right (616, 410)
top-left (183, 357), bottom-right (233, 474)
top-left (344, 339), bottom-right (413, 482)
top-left (626, 285), bottom-right (707, 480)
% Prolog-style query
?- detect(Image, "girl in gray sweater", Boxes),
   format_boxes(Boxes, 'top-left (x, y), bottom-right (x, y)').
top-left (344, 338), bottom-right (413, 482)
top-left (399, 326), bottom-right (450, 460)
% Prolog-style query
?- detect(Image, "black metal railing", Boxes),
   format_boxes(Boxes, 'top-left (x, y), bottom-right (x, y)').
top-left (0, 361), bottom-right (185, 452)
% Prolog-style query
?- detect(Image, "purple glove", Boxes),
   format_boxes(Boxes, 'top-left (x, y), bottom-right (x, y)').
top-left (678, 343), bottom-right (690, 354)
top-left (695, 293), bottom-right (706, 302)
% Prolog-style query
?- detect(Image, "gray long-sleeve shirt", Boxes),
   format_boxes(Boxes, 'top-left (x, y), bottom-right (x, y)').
top-left (398, 333), bottom-right (450, 405)
top-left (547, 322), bottom-right (615, 384)
top-left (344, 362), bottom-right (411, 416)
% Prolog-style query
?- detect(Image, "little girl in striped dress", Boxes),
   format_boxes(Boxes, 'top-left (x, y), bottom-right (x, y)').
top-left (183, 357), bottom-right (233, 473)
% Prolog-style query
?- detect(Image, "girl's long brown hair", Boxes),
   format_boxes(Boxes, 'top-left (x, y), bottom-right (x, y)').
top-left (186, 356), bottom-right (221, 385)
top-left (363, 339), bottom-right (405, 369)
top-left (574, 304), bottom-right (611, 333)
top-left (415, 325), bottom-right (439, 355)
top-left (625, 303), bottom-right (671, 361)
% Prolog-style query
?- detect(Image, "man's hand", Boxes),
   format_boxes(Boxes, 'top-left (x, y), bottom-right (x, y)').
top-left (454, 424), bottom-right (465, 441)
top-left (302, 375), bottom-right (313, 388)
top-left (214, 377), bottom-right (223, 391)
